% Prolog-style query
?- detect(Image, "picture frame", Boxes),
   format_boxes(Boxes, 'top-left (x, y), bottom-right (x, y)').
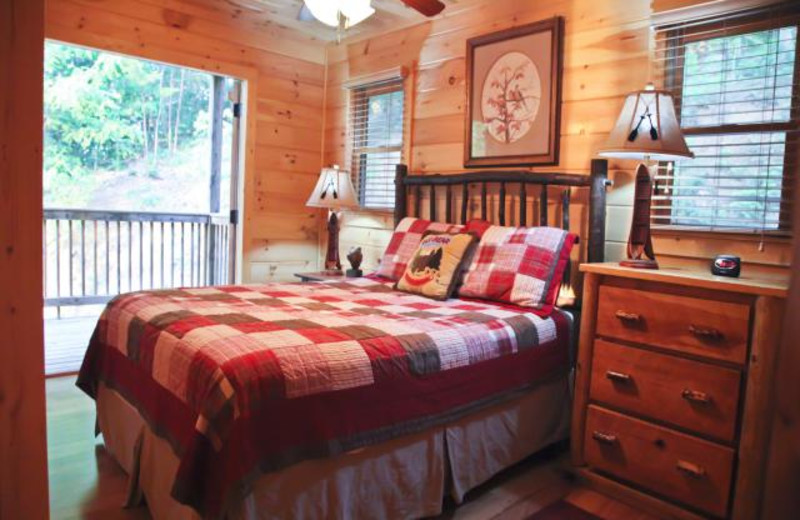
top-left (464, 17), bottom-right (564, 168)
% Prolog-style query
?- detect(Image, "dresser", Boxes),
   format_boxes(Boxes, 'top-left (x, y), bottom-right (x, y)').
top-left (571, 263), bottom-right (788, 519)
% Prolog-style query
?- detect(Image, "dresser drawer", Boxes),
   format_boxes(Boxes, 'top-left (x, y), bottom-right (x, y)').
top-left (585, 405), bottom-right (734, 517)
top-left (590, 339), bottom-right (742, 442)
top-left (596, 285), bottom-right (750, 364)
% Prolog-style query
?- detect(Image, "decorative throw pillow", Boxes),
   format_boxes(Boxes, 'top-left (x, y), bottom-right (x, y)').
top-left (395, 233), bottom-right (476, 300)
top-left (375, 217), bottom-right (464, 280)
top-left (457, 225), bottom-right (577, 313)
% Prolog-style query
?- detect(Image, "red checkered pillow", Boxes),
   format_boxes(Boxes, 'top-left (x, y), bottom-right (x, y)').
top-left (457, 225), bottom-right (577, 313)
top-left (376, 218), bottom-right (464, 280)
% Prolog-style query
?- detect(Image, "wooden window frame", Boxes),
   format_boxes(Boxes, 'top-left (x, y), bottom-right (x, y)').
top-left (655, 11), bottom-right (800, 237)
top-left (349, 81), bottom-right (406, 211)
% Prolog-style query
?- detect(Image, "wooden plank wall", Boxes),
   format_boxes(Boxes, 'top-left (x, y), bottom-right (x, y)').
top-left (45, 0), bottom-right (328, 283)
top-left (0, 0), bottom-right (51, 518)
top-left (322, 0), bottom-right (793, 279)
top-left (323, 0), bottom-right (653, 274)
top-left (761, 148), bottom-right (800, 519)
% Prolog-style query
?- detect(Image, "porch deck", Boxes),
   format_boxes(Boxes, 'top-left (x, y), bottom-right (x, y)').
top-left (45, 314), bottom-right (99, 376)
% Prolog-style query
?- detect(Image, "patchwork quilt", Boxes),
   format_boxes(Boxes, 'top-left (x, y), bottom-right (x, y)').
top-left (77, 277), bottom-right (570, 519)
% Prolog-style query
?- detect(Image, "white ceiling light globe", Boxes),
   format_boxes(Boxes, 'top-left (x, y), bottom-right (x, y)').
top-left (304, 0), bottom-right (339, 27)
top-left (341, 0), bottom-right (375, 27)
top-left (304, 0), bottom-right (375, 29)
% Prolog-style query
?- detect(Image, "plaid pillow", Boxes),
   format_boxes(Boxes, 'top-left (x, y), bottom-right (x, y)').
top-left (457, 225), bottom-right (577, 313)
top-left (375, 218), bottom-right (464, 280)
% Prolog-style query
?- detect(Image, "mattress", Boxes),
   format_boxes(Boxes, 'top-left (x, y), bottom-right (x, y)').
top-left (78, 277), bottom-right (572, 518)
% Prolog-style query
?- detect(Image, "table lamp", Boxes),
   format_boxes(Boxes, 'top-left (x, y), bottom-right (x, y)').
top-left (598, 83), bottom-right (694, 269)
top-left (306, 165), bottom-right (359, 272)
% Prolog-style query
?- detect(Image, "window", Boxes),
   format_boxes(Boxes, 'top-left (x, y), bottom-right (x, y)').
top-left (349, 78), bottom-right (406, 209)
top-left (653, 7), bottom-right (799, 234)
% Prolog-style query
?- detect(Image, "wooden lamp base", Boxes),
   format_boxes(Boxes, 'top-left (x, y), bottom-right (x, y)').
top-left (620, 163), bottom-right (659, 270)
top-left (324, 211), bottom-right (342, 272)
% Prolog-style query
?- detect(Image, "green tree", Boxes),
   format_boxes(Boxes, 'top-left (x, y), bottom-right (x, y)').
top-left (44, 42), bottom-right (218, 206)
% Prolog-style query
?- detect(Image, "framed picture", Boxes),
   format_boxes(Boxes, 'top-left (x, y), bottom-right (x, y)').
top-left (464, 18), bottom-right (564, 168)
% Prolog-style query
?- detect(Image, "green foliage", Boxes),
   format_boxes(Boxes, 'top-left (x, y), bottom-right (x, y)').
top-left (44, 42), bottom-right (220, 207)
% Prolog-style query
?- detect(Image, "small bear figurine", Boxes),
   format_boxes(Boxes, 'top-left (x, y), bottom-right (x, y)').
top-left (346, 247), bottom-right (363, 278)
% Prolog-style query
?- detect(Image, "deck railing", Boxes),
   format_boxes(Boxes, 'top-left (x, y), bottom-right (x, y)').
top-left (43, 209), bottom-right (233, 308)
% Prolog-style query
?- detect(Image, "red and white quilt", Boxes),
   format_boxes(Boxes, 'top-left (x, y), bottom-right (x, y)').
top-left (78, 277), bottom-right (570, 519)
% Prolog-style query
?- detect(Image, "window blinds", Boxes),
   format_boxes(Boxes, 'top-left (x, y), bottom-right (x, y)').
top-left (347, 77), bottom-right (406, 209)
top-left (651, 2), bottom-right (799, 235)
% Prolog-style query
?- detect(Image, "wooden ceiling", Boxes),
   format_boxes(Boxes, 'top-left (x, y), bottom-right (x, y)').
top-left (226, 0), bottom-right (470, 44)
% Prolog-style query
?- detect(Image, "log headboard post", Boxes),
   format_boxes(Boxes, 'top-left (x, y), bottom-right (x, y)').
top-left (587, 158), bottom-right (609, 263)
top-left (394, 164), bottom-right (408, 227)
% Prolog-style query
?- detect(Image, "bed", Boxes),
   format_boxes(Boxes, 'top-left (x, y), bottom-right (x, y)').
top-left (77, 159), bottom-right (610, 520)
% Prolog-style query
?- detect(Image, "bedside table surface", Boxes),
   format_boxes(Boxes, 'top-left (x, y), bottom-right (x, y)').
top-left (294, 271), bottom-right (350, 282)
top-left (580, 262), bottom-right (788, 298)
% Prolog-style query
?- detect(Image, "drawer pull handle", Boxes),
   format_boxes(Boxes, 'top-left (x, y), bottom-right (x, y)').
top-left (689, 324), bottom-right (723, 340)
top-left (605, 370), bottom-right (632, 383)
top-left (615, 310), bottom-right (641, 322)
top-left (676, 460), bottom-right (706, 478)
top-left (591, 431), bottom-right (618, 444)
top-left (682, 388), bottom-right (711, 404)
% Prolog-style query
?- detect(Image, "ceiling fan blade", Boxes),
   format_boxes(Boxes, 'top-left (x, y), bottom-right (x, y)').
top-left (400, 0), bottom-right (446, 17)
top-left (297, 4), bottom-right (315, 22)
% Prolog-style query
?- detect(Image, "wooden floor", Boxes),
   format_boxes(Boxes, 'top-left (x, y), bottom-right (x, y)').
top-left (47, 376), bottom-right (149, 520)
top-left (47, 375), bottom-right (658, 520)
top-left (45, 314), bottom-right (99, 376)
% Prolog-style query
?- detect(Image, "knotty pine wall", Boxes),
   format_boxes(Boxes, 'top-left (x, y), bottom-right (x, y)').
top-left (322, 0), bottom-right (793, 280)
top-left (45, 0), bottom-right (328, 283)
top-left (1, 0), bottom-right (50, 517)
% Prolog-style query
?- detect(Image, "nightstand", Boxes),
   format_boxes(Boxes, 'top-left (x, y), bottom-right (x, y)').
top-left (294, 271), bottom-right (349, 283)
top-left (571, 263), bottom-right (788, 519)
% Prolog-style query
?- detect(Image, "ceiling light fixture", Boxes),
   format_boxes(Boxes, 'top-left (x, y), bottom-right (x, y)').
top-left (304, 0), bottom-right (375, 40)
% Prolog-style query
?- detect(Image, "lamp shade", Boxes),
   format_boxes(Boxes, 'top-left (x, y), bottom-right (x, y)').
top-left (306, 166), bottom-right (359, 210)
top-left (598, 84), bottom-right (694, 161)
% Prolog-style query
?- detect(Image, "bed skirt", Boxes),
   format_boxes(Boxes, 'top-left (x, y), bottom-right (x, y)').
top-left (96, 374), bottom-right (571, 519)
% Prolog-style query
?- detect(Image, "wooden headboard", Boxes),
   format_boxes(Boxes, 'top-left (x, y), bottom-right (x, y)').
top-left (393, 158), bottom-right (611, 264)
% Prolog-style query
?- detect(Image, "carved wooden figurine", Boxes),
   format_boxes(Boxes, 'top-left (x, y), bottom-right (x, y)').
top-left (346, 247), bottom-right (363, 278)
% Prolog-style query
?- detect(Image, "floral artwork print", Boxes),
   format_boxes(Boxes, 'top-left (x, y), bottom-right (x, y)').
top-left (480, 51), bottom-right (542, 144)
top-left (465, 18), bottom-right (563, 167)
